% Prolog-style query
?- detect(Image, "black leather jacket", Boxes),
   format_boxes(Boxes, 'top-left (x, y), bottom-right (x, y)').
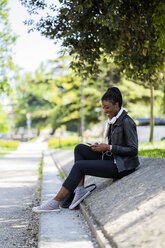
top-left (109, 110), bottom-right (140, 172)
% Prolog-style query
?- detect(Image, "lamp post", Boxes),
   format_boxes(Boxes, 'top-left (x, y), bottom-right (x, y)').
top-left (26, 113), bottom-right (31, 141)
top-left (81, 80), bottom-right (85, 143)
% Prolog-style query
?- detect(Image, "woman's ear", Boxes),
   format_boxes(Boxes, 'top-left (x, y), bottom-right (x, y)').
top-left (115, 102), bottom-right (119, 109)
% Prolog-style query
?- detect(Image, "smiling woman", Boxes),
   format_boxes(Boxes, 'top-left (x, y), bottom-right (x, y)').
top-left (33, 87), bottom-right (140, 213)
top-left (101, 87), bottom-right (122, 119)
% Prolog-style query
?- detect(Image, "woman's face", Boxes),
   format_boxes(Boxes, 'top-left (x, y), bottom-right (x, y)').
top-left (101, 100), bottom-right (120, 119)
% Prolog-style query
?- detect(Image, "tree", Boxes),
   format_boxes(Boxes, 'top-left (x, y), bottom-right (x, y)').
top-left (13, 59), bottom-right (102, 135)
top-left (0, 0), bottom-right (17, 93)
top-left (19, 0), bottom-right (165, 74)
top-left (48, 57), bottom-right (102, 134)
top-left (20, 0), bottom-right (165, 142)
top-left (13, 57), bottom-right (164, 138)
top-left (13, 69), bottom-right (55, 131)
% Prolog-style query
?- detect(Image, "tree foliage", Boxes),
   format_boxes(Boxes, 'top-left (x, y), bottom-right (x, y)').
top-left (13, 58), bottom-right (102, 133)
top-left (20, 0), bottom-right (165, 83)
top-left (14, 69), bottom-right (54, 130)
top-left (13, 56), bottom-right (164, 137)
top-left (0, 0), bottom-right (17, 93)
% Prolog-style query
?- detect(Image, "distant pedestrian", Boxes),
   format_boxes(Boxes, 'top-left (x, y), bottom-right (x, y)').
top-left (33, 87), bottom-right (139, 212)
top-left (19, 127), bottom-right (24, 141)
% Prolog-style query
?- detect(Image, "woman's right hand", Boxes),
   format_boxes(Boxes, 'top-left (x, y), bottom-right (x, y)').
top-left (91, 143), bottom-right (110, 152)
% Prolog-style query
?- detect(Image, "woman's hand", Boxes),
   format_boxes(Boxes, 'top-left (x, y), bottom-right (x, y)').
top-left (90, 143), bottom-right (111, 152)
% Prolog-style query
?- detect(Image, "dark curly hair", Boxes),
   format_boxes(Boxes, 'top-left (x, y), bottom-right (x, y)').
top-left (101, 87), bottom-right (123, 108)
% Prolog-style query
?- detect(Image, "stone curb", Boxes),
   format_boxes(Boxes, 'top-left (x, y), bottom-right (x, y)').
top-left (51, 151), bottom-right (114, 248)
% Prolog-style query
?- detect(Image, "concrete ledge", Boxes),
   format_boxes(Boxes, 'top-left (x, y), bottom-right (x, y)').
top-left (51, 149), bottom-right (165, 248)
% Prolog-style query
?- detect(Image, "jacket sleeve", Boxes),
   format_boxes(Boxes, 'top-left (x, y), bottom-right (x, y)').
top-left (112, 118), bottom-right (138, 156)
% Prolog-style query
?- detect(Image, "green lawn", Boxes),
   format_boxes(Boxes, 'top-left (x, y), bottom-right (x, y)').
top-left (55, 144), bottom-right (75, 150)
top-left (49, 138), bottom-right (165, 158)
top-left (0, 140), bottom-right (20, 157)
top-left (0, 147), bottom-right (18, 157)
top-left (0, 152), bottom-right (7, 157)
top-left (139, 141), bottom-right (165, 158)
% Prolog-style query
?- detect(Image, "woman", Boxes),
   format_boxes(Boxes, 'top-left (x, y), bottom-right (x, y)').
top-left (33, 87), bottom-right (139, 212)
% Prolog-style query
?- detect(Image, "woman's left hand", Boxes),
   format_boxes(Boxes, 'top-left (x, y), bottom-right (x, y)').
top-left (90, 143), bottom-right (110, 152)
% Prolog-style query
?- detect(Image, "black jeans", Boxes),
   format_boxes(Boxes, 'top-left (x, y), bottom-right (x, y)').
top-left (63, 144), bottom-right (121, 192)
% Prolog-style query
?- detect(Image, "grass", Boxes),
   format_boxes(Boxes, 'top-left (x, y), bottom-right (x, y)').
top-left (55, 144), bottom-right (75, 150)
top-left (49, 136), bottom-right (165, 158)
top-left (0, 141), bottom-right (20, 157)
top-left (139, 141), bottom-right (165, 158)
top-left (0, 146), bottom-right (18, 151)
top-left (0, 140), bottom-right (20, 149)
top-left (0, 152), bottom-right (7, 157)
top-left (38, 153), bottom-right (44, 193)
top-left (48, 137), bottom-right (80, 150)
top-left (58, 171), bottom-right (66, 180)
top-left (29, 136), bottom-right (39, 142)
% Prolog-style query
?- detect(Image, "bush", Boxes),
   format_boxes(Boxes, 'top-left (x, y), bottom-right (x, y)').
top-left (0, 140), bottom-right (20, 149)
top-left (48, 137), bottom-right (80, 149)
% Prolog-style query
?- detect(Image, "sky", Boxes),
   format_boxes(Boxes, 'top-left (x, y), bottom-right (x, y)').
top-left (8, 0), bottom-right (61, 73)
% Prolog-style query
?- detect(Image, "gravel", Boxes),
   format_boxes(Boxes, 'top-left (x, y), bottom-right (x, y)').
top-left (21, 188), bottom-right (40, 248)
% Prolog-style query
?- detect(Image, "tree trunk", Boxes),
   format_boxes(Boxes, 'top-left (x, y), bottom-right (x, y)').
top-left (77, 122), bottom-right (81, 137)
top-left (149, 85), bottom-right (154, 143)
top-left (101, 79), bottom-right (105, 140)
top-left (37, 128), bottom-right (40, 136)
top-left (163, 83), bottom-right (165, 114)
top-left (50, 129), bottom-right (55, 135)
top-left (81, 80), bottom-right (85, 143)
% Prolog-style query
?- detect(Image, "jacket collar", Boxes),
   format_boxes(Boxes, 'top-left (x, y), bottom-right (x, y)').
top-left (114, 110), bottom-right (127, 126)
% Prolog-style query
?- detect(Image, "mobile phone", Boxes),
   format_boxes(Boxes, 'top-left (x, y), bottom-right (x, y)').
top-left (86, 142), bottom-right (92, 145)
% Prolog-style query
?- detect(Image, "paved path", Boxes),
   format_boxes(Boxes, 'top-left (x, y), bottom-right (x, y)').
top-left (0, 141), bottom-right (98, 248)
top-left (0, 141), bottom-right (47, 248)
top-left (38, 150), bottom-right (98, 248)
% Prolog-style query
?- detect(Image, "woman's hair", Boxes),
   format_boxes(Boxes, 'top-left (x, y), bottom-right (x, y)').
top-left (101, 87), bottom-right (122, 108)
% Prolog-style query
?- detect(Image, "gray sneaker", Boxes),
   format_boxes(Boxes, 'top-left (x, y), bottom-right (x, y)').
top-left (32, 199), bottom-right (60, 213)
top-left (69, 187), bottom-right (90, 210)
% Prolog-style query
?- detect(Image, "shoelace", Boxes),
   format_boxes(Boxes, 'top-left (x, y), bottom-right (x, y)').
top-left (74, 188), bottom-right (88, 199)
top-left (40, 200), bottom-right (54, 209)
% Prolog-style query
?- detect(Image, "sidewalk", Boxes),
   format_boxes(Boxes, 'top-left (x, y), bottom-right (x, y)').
top-left (0, 141), bottom-right (47, 248)
top-left (38, 150), bottom-right (98, 248)
top-left (51, 149), bottom-right (165, 248)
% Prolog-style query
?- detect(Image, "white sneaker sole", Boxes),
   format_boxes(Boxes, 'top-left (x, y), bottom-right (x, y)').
top-left (32, 207), bottom-right (61, 213)
top-left (69, 191), bottom-right (91, 210)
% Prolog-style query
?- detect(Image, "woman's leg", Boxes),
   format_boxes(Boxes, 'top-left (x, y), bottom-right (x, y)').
top-left (54, 186), bottom-right (70, 201)
top-left (52, 158), bottom-right (118, 209)
top-left (62, 158), bottom-right (118, 193)
top-left (33, 145), bottom-right (108, 212)
top-left (33, 158), bottom-right (118, 212)
top-left (55, 144), bottom-right (103, 201)
top-left (74, 144), bottom-right (102, 186)
top-left (51, 158), bottom-right (117, 208)
top-left (74, 144), bottom-right (102, 161)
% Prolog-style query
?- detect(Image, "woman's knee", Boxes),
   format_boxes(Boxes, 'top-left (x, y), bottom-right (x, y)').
top-left (74, 143), bottom-right (91, 161)
top-left (74, 143), bottom-right (86, 152)
top-left (74, 143), bottom-right (89, 157)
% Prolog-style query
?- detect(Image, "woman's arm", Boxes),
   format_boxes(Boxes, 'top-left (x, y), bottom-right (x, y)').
top-left (112, 118), bottom-right (138, 156)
